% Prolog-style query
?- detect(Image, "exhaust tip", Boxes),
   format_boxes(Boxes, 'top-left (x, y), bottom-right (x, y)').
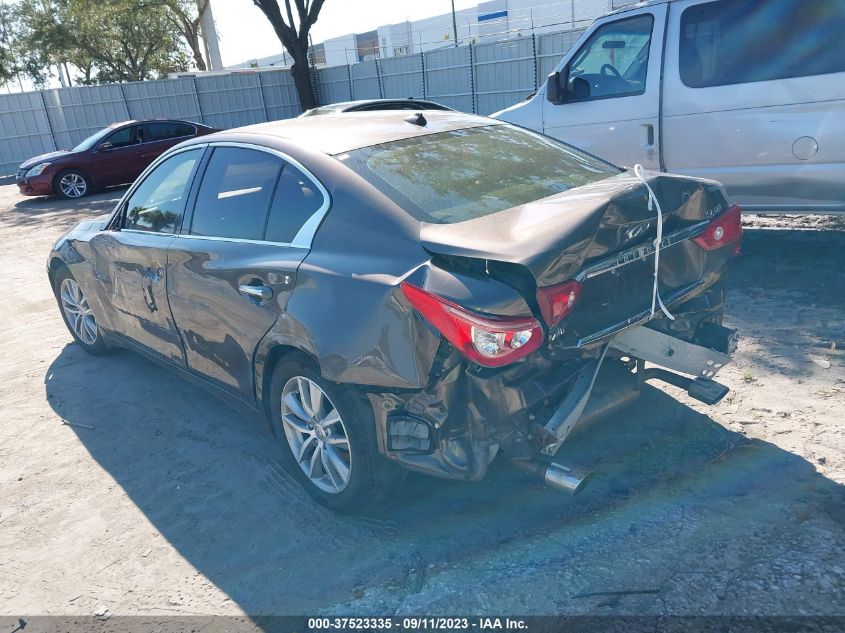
top-left (544, 462), bottom-right (591, 494)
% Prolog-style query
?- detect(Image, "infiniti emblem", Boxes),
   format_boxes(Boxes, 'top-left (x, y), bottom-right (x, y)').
top-left (626, 222), bottom-right (651, 241)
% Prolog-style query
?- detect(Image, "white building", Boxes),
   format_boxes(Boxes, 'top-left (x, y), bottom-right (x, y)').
top-left (232, 0), bottom-right (628, 70)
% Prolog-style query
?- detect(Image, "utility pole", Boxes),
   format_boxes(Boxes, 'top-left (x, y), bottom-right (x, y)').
top-left (451, 0), bottom-right (458, 46)
top-left (200, 0), bottom-right (223, 70)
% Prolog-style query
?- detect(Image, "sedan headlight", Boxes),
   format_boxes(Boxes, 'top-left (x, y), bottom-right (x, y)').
top-left (25, 163), bottom-right (50, 177)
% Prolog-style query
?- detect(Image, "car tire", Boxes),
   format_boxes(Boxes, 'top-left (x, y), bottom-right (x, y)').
top-left (54, 169), bottom-right (91, 199)
top-left (53, 266), bottom-right (109, 355)
top-left (269, 354), bottom-right (382, 512)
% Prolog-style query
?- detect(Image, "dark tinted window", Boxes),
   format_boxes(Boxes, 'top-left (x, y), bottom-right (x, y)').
top-left (340, 125), bottom-right (618, 224)
top-left (680, 0), bottom-right (845, 88)
top-left (264, 164), bottom-right (324, 243)
top-left (190, 147), bottom-right (282, 240)
top-left (104, 126), bottom-right (136, 149)
top-left (566, 14), bottom-right (653, 100)
top-left (144, 122), bottom-right (195, 142)
top-left (124, 149), bottom-right (202, 233)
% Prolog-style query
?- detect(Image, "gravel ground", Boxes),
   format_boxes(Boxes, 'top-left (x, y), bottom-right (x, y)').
top-left (0, 184), bottom-right (842, 617)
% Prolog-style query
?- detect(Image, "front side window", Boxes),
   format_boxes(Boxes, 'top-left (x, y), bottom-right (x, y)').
top-left (189, 147), bottom-right (283, 240)
top-left (340, 124), bottom-right (619, 224)
top-left (104, 126), bottom-right (137, 149)
top-left (123, 149), bottom-right (202, 233)
top-left (566, 14), bottom-right (654, 100)
top-left (680, 0), bottom-right (845, 88)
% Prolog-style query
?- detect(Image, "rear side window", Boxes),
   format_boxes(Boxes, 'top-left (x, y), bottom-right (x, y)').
top-left (680, 0), bottom-right (845, 88)
top-left (264, 164), bottom-right (324, 243)
top-left (144, 122), bottom-right (195, 142)
top-left (340, 125), bottom-right (619, 224)
top-left (190, 147), bottom-right (283, 240)
top-left (123, 149), bottom-right (202, 233)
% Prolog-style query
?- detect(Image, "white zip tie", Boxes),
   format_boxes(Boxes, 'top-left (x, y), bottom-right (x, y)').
top-left (633, 164), bottom-right (675, 321)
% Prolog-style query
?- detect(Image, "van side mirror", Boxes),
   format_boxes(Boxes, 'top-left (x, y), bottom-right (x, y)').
top-left (546, 71), bottom-right (565, 105)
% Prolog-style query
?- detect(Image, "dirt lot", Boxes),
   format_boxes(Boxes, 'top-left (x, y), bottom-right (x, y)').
top-left (0, 184), bottom-right (843, 617)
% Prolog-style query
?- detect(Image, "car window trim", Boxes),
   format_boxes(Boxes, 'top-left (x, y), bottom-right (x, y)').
top-left (176, 141), bottom-right (331, 250)
top-left (108, 143), bottom-right (209, 233)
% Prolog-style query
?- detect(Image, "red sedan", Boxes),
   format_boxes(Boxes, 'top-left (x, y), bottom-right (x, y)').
top-left (16, 119), bottom-right (217, 199)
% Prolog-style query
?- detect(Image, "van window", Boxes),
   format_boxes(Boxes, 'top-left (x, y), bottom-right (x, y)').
top-left (680, 0), bottom-right (845, 88)
top-left (190, 147), bottom-right (283, 241)
top-left (566, 14), bottom-right (653, 100)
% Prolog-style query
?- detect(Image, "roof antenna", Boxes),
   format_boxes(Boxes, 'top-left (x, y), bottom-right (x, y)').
top-left (404, 112), bottom-right (427, 127)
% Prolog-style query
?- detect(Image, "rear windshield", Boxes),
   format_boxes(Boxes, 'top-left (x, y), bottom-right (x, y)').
top-left (338, 124), bottom-right (619, 224)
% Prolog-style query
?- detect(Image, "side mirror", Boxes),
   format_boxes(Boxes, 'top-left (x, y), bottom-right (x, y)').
top-left (546, 71), bottom-right (566, 105)
top-left (97, 141), bottom-right (113, 152)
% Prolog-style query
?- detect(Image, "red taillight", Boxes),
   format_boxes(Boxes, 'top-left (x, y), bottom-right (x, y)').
top-left (400, 282), bottom-right (544, 368)
top-left (693, 204), bottom-right (742, 254)
top-left (536, 280), bottom-right (582, 327)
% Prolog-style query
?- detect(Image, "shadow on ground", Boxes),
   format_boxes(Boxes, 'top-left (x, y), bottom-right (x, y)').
top-left (42, 228), bottom-right (845, 615)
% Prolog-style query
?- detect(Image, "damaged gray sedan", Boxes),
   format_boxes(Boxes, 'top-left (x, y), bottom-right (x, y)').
top-left (47, 111), bottom-right (742, 510)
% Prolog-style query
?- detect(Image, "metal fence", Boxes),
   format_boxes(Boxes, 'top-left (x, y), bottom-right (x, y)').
top-left (0, 27), bottom-right (585, 179)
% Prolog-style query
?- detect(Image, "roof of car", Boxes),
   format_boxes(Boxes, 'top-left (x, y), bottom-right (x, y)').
top-left (229, 110), bottom-right (500, 156)
top-left (300, 99), bottom-right (453, 116)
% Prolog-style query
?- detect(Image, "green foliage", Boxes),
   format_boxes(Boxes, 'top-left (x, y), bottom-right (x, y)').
top-left (4, 0), bottom-right (191, 87)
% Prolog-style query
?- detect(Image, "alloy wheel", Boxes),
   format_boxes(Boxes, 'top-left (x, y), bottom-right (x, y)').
top-left (59, 173), bottom-right (87, 198)
top-left (280, 376), bottom-right (352, 494)
top-left (60, 278), bottom-right (98, 345)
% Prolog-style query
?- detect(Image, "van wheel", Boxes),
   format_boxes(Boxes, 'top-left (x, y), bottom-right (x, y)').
top-left (270, 356), bottom-right (381, 512)
top-left (54, 169), bottom-right (91, 199)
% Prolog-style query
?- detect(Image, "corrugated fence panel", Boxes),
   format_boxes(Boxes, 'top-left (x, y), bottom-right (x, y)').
top-left (379, 55), bottom-right (424, 99)
top-left (316, 65), bottom-right (352, 105)
top-left (0, 92), bottom-right (55, 178)
top-left (536, 29), bottom-right (586, 85)
top-left (44, 84), bottom-right (130, 150)
top-left (474, 37), bottom-right (537, 116)
top-left (195, 73), bottom-right (266, 129)
top-left (122, 78), bottom-right (202, 122)
top-left (258, 69), bottom-right (301, 120)
top-left (424, 46), bottom-right (473, 113)
top-left (350, 60), bottom-right (381, 100)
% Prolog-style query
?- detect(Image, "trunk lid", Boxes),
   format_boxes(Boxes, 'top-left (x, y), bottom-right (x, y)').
top-left (420, 170), bottom-right (727, 287)
top-left (421, 171), bottom-right (732, 347)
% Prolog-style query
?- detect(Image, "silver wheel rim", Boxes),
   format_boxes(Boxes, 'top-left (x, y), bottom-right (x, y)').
top-left (59, 173), bottom-right (87, 198)
top-left (281, 376), bottom-right (352, 494)
top-left (60, 278), bottom-right (98, 345)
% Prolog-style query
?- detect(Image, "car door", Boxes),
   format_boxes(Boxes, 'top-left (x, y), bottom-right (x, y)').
top-left (88, 146), bottom-right (205, 365)
top-left (542, 6), bottom-right (666, 168)
top-left (88, 124), bottom-right (142, 187)
top-left (662, 0), bottom-right (845, 212)
top-left (167, 144), bottom-right (329, 398)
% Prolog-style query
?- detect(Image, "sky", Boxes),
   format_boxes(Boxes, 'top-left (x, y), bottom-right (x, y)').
top-left (210, 0), bottom-right (481, 67)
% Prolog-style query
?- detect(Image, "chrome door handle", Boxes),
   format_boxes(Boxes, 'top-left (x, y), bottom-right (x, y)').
top-left (238, 284), bottom-right (273, 301)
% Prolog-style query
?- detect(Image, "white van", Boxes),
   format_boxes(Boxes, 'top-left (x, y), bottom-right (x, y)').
top-left (493, 0), bottom-right (845, 213)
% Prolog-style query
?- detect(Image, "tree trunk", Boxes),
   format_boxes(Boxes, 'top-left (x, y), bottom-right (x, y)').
top-left (289, 43), bottom-right (316, 110)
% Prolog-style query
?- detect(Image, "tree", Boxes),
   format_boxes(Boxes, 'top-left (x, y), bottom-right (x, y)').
top-left (63, 0), bottom-right (189, 82)
top-left (158, 0), bottom-right (209, 71)
top-left (10, 0), bottom-right (190, 87)
top-left (251, 0), bottom-right (326, 111)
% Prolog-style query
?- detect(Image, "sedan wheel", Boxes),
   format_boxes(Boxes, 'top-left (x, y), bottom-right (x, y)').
top-left (60, 278), bottom-right (98, 346)
top-left (57, 171), bottom-right (88, 198)
top-left (280, 376), bottom-right (353, 494)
